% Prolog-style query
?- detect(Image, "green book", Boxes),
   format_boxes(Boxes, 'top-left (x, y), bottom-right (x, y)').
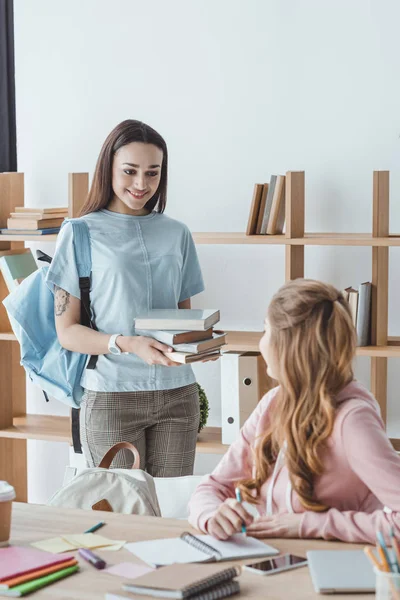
top-left (0, 565), bottom-right (79, 597)
top-left (0, 251), bottom-right (37, 292)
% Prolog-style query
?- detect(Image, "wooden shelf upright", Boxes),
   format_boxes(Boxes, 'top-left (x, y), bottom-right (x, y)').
top-left (0, 173), bottom-right (88, 501)
top-left (0, 170), bottom-right (399, 500)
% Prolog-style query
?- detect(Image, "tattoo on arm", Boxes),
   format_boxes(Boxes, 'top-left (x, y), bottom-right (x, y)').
top-left (54, 286), bottom-right (70, 316)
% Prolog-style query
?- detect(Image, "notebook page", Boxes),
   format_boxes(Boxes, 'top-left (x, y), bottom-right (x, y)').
top-left (198, 534), bottom-right (279, 560)
top-left (125, 538), bottom-right (209, 567)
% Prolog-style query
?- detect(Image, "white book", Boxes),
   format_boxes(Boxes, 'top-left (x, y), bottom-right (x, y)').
top-left (135, 309), bottom-right (220, 331)
top-left (135, 328), bottom-right (214, 345)
top-left (125, 532), bottom-right (278, 568)
top-left (163, 349), bottom-right (221, 364)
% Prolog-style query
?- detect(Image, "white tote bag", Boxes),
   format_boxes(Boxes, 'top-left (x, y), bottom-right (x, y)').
top-left (47, 442), bottom-right (161, 516)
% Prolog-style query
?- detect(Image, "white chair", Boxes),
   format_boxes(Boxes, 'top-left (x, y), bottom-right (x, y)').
top-left (153, 475), bottom-right (206, 519)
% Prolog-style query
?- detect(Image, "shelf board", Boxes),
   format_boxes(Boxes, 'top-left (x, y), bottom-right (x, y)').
top-left (0, 415), bottom-right (71, 443)
top-left (0, 332), bottom-right (17, 341)
top-left (196, 426), bottom-right (228, 454)
top-left (193, 232), bottom-right (400, 246)
top-left (223, 332), bottom-right (400, 356)
top-left (0, 234), bottom-right (58, 242)
top-left (0, 416), bottom-right (229, 454)
top-left (1, 231), bottom-right (399, 246)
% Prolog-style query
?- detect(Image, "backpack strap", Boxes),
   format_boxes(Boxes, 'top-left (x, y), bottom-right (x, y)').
top-left (69, 220), bottom-right (98, 371)
top-left (68, 219), bottom-right (97, 454)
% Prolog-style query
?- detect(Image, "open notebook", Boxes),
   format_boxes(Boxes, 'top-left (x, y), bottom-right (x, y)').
top-left (125, 532), bottom-right (278, 568)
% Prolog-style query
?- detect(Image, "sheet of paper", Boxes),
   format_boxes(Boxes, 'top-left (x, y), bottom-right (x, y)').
top-left (31, 537), bottom-right (76, 553)
top-left (105, 562), bottom-right (154, 578)
top-left (101, 541), bottom-right (126, 551)
top-left (125, 538), bottom-right (209, 567)
top-left (61, 534), bottom-right (125, 549)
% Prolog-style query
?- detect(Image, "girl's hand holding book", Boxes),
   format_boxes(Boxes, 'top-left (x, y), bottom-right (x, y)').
top-left (120, 336), bottom-right (182, 367)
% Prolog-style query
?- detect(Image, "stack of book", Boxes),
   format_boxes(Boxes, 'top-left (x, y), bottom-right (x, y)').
top-left (0, 207), bottom-right (68, 236)
top-left (0, 546), bottom-right (78, 597)
top-left (343, 281), bottom-right (372, 347)
top-left (0, 249), bottom-right (38, 292)
top-left (109, 563), bottom-right (241, 600)
top-left (135, 309), bottom-right (225, 364)
top-left (246, 175), bottom-right (286, 235)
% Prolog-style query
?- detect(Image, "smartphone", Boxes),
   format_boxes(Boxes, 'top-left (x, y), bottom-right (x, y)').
top-left (243, 554), bottom-right (307, 576)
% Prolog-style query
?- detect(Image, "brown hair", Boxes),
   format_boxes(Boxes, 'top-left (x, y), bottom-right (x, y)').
top-left (79, 119), bottom-right (168, 216)
top-left (238, 278), bottom-right (356, 511)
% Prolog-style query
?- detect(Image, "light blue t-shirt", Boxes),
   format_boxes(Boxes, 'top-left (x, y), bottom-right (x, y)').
top-left (46, 209), bottom-right (205, 392)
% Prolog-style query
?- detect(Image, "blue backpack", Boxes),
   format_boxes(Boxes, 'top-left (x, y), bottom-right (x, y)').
top-left (2, 219), bottom-right (97, 452)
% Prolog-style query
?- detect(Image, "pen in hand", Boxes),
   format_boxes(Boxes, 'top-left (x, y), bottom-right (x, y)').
top-left (235, 487), bottom-right (247, 534)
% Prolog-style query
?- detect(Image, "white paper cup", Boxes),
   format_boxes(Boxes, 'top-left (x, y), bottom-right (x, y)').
top-left (0, 481), bottom-right (16, 547)
top-left (375, 567), bottom-right (400, 600)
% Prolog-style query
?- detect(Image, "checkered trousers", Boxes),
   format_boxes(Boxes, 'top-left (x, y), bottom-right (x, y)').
top-left (79, 383), bottom-right (200, 477)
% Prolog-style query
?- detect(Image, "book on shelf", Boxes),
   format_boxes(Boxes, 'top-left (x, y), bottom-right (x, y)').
top-left (260, 175), bottom-right (277, 234)
top-left (344, 286), bottom-right (358, 327)
top-left (343, 282), bottom-right (372, 347)
top-left (356, 282), bottom-right (372, 347)
top-left (122, 563), bottom-right (241, 599)
top-left (255, 184), bottom-right (269, 234)
top-left (0, 250), bottom-right (38, 292)
top-left (135, 328), bottom-right (214, 345)
top-left (163, 349), bottom-right (221, 364)
top-left (246, 183), bottom-right (264, 236)
top-left (0, 228), bottom-right (60, 236)
top-left (14, 206), bottom-right (68, 215)
top-left (7, 217), bottom-right (65, 230)
top-left (134, 309), bottom-right (220, 331)
top-left (266, 174), bottom-right (286, 234)
top-left (10, 211), bottom-right (67, 220)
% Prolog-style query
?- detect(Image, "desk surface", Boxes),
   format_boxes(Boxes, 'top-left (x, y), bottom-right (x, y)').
top-left (9, 503), bottom-right (371, 599)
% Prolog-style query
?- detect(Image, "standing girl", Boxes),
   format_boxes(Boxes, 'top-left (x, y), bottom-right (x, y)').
top-left (47, 119), bottom-right (205, 476)
top-left (189, 278), bottom-right (400, 544)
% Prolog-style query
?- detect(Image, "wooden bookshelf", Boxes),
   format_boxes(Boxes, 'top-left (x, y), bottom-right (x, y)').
top-left (1, 170), bottom-right (399, 500)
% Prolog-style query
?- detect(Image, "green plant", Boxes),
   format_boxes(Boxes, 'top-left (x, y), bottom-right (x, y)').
top-left (197, 382), bottom-right (209, 432)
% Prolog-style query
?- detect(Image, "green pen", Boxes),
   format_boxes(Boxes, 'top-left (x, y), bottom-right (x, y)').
top-left (235, 487), bottom-right (246, 534)
top-left (84, 521), bottom-right (105, 534)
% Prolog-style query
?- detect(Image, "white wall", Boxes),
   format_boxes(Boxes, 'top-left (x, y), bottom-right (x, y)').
top-left (13, 0), bottom-right (400, 501)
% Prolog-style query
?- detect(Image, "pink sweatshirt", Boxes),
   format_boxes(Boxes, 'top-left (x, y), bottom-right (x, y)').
top-left (188, 381), bottom-right (400, 544)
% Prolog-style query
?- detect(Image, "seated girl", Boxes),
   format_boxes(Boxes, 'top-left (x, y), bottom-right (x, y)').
top-left (188, 278), bottom-right (400, 544)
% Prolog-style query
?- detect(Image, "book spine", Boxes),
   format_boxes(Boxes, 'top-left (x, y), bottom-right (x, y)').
top-left (255, 184), bottom-right (268, 234)
top-left (356, 283), bottom-right (372, 346)
top-left (246, 184), bottom-right (263, 235)
top-left (260, 175), bottom-right (277, 234)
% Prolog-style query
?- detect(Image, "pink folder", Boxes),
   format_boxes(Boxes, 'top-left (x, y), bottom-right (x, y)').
top-left (0, 546), bottom-right (75, 582)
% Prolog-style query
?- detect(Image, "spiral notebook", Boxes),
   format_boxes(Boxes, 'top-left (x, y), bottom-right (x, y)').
top-left (122, 563), bottom-right (241, 599)
top-left (125, 531), bottom-right (278, 568)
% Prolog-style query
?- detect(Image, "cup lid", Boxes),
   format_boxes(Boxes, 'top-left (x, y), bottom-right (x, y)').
top-left (0, 481), bottom-right (16, 502)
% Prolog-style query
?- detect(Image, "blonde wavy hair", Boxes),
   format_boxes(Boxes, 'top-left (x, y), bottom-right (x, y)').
top-left (238, 278), bottom-right (357, 511)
